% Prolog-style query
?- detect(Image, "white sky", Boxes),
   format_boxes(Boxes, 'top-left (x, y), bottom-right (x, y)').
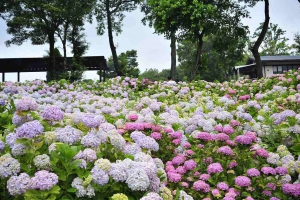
top-left (0, 0), bottom-right (300, 82)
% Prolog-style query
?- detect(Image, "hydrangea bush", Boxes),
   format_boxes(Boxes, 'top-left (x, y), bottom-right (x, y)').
top-left (0, 70), bottom-right (299, 199)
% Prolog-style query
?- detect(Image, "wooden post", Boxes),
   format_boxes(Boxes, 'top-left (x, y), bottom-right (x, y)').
top-left (17, 72), bottom-right (20, 82)
top-left (2, 72), bottom-right (5, 82)
top-left (103, 70), bottom-right (106, 82)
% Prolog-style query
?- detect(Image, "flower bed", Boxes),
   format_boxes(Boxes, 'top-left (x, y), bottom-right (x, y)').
top-left (0, 71), bottom-right (299, 199)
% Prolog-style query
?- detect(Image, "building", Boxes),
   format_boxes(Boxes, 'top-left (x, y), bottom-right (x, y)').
top-left (235, 55), bottom-right (300, 79)
top-left (0, 56), bottom-right (108, 82)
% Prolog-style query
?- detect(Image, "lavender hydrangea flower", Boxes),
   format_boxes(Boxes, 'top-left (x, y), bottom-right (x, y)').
top-left (55, 126), bottom-right (83, 145)
top-left (15, 97), bottom-right (38, 111)
top-left (42, 106), bottom-right (64, 121)
top-left (16, 120), bottom-right (44, 139)
top-left (91, 166), bottom-right (109, 186)
top-left (123, 143), bottom-right (142, 156)
top-left (7, 173), bottom-right (31, 195)
top-left (109, 162), bottom-right (128, 182)
top-left (29, 170), bottom-right (58, 190)
top-left (81, 113), bottom-right (104, 128)
top-left (126, 168), bottom-right (150, 191)
top-left (0, 154), bottom-right (21, 178)
top-left (0, 140), bottom-right (5, 152)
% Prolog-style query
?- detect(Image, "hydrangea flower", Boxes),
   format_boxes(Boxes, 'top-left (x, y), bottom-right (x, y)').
top-left (42, 106), bottom-right (64, 121)
top-left (33, 154), bottom-right (50, 169)
top-left (7, 173), bottom-right (31, 195)
top-left (29, 170), bottom-right (58, 190)
top-left (16, 120), bottom-right (44, 139)
top-left (0, 153), bottom-right (21, 178)
top-left (126, 168), bottom-right (150, 191)
top-left (207, 163), bottom-right (223, 174)
top-left (235, 176), bottom-right (251, 187)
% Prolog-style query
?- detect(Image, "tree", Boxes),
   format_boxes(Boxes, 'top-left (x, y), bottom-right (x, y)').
top-left (252, 23), bottom-right (292, 56)
top-left (69, 25), bottom-right (89, 82)
top-left (242, 0), bottom-right (270, 79)
top-left (177, 35), bottom-right (246, 82)
top-left (293, 33), bottom-right (300, 54)
top-left (55, 0), bottom-right (95, 70)
top-left (95, 0), bottom-right (141, 76)
top-left (3, 0), bottom-right (66, 81)
top-left (141, 0), bottom-right (180, 80)
top-left (102, 50), bottom-right (140, 79)
top-left (144, 0), bottom-right (248, 81)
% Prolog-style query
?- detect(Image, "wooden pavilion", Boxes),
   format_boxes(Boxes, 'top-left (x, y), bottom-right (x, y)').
top-left (0, 56), bottom-right (108, 82)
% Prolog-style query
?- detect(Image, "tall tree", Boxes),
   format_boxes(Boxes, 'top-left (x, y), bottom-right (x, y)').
top-left (293, 33), bottom-right (300, 54)
top-left (102, 49), bottom-right (140, 79)
top-left (3, 0), bottom-right (66, 81)
top-left (69, 25), bottom-right (89, 82)
top-left (95, 0), bottom-right (141, 76)
top-left (144, 0), bottom-right (248, 81)
top-left (252, 23), bottom-right (292, 56)
top-left (141, 0), bottom-right (180, 80)
top-left (55, 0), bottom-right (95, 70)
top-left (242, 0), bottom-right (270, 79)
top-left (177, 35), bottom-right (247, 82)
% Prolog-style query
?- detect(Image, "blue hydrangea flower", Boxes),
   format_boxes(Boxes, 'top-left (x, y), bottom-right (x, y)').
top-left (16, 120), bottom-right (44, 139)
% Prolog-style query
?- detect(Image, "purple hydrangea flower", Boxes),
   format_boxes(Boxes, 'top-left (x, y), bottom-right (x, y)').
top-left (81, 132), bottom-right (102, 148)
top-left (15, 97), bottom-right (38, 111)
top-left (42, 106), bottom-right (64, 121)
top-left (261, 167), bottom-right (276, 175)
top-left (235, 176), bottom-right (251, 187)
top-left (16, 120), bottom-right (44, 139)
top-left (29, 170), bottom-right (58, 190)
top-left (217, 182), bottom-right (229, 191)
top-left (217, 146), bottom-right (234, 156)
top-left (7, 173), bottom-right (31, 195)
top-left (247, 168), bottom-right (261, 177)
top-left (167, 172), bottom-right (182, 183)
top-left (81, 113), bottom-right (103, 128)
top-left (184, 159), bottom-right (197, 171)
top-left (0, 154), bottom-right (21, 178)
top-left (235, 135), bottom-right (253, 145)
top-left (275, 167), bottom-right (288, 175)
top-left (55, 126), bottom-right (83, 145)
top-left (207, 163), bottom-right (223, 174)
top-left (91, 167), bottom-right (109, 186)
top-left (193, 180), bottom-right (210, 193)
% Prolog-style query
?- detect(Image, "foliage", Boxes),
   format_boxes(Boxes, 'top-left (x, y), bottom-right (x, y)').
top-left (102, 50), bottom-right (140, 79)
top-left (293, 33), bottom-right (300, 54)
top-left (95, 0), bottom-right (141, 76)
top-left (177, 35), bottom-right (246, 82)
top-left (252, 23), bottom-right (293, 56)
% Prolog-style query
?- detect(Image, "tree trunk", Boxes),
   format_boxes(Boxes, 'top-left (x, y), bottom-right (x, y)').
top-left (106, 1), bottom-right (122, 76)
top-left (191, 32), bottom-right (204, 80)
top-left (170, 31), bottom-right (176, 80)
top-left (251, 0), bottom-right (270, 79)
top-left (48, 33), bottom-right (56, 81)
top-left (63, 22), bottom-right (69, 70)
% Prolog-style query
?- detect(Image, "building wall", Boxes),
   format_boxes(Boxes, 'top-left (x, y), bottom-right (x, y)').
top-left (264, 66), bottom-right (273, 77)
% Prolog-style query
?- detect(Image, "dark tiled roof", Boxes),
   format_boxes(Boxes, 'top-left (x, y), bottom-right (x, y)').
top-left (246, 55), bottom-right (300, 65)
top-left (0, 56), bottom-right (108, 73)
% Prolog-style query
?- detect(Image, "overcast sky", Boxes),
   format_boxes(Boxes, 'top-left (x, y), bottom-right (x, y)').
top-left (0, 0), bottom-right (300, 82)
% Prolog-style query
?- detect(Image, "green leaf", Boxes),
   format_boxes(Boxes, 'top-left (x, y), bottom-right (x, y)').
top-left (67, 188), bottom-right (77, 193)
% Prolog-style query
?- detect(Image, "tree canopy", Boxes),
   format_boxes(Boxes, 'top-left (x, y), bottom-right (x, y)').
top-left (252, 23), bottom-right (293, 56)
